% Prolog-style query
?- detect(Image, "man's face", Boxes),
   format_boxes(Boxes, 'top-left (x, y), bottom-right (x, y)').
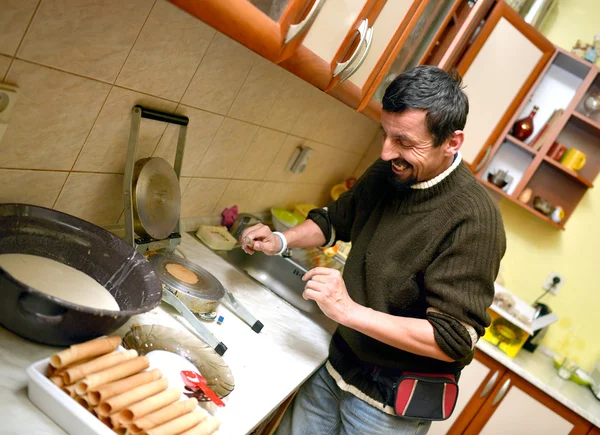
top-left (380, 109), bottom-right (457, 186)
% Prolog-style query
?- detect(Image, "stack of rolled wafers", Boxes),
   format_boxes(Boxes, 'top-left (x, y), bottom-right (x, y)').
top-left (47, 336), bottom-right (220, 435)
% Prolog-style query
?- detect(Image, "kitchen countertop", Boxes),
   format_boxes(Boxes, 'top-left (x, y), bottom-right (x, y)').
top-left (1, 232), bottom-right (598, 433)
top-left (0, 233), bottom-right (332, 435)
top-left (475, 339), bottom-right (600, 427)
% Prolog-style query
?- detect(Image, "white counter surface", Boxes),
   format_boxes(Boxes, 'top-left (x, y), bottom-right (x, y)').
top-left (1, 233), bottom-right (598, 433)
top-left (0, 233), bottom-right (332, 435)
top-left (475, 339), bottom-right (600, 427)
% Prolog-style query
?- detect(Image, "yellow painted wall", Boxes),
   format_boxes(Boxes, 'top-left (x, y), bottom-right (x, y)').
top-left (498, 0), bottom-right (600, 371)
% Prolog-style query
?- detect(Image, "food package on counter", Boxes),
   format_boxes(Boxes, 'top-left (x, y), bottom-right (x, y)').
top-left (196, 225), bottom-right (237, 251)
top-left (482, 284), bottom-right (557, 358)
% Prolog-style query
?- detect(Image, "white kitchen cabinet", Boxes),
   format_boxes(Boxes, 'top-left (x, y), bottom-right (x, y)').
top-left (462, 369), bottom-right (592, 435)
top-left (301, 0), bottom-right (368, 64)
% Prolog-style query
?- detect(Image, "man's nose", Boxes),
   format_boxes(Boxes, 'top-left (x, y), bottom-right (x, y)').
top-left (381, 138), bottom-right (398, 161)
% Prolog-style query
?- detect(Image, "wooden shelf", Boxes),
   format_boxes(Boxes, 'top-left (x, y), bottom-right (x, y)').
top-left (506, 135), bottom-right (537, 155)
top-left (479, 179), bottom-right (565, 230)
top-left (572, 111), bottom-right (600, 135)
top-left (542, 156), bottom-right (594, 188)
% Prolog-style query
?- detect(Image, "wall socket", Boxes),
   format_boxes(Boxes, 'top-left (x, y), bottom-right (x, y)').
top-left (542, 272), bottom-right (565, 295)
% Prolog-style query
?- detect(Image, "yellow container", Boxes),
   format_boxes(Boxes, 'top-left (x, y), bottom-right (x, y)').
top-left (483, 308), bottom-right (530, 358)
top-left (294, 203), bottom-right (319, 218)
top-left (560, 148), bottom-right (587, 171)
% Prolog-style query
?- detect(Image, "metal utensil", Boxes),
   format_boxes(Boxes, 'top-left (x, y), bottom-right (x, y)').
top-left (161, 289), bottom-right (227, 356)
top-left (223, 288), bottom-right (263, 333)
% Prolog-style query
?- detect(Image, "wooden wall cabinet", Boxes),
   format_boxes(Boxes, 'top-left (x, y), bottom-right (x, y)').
top-left (168, 0), bottom-right (322, 62)
top-left (473, 48), bottom-right (600, 229)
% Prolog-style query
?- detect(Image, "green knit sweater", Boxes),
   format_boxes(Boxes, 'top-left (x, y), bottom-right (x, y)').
top-left (308, 156), bottom-right (506, 410)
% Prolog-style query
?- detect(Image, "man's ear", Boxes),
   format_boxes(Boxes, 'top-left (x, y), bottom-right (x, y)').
top-left (445, 130), bottom-right (464, 156)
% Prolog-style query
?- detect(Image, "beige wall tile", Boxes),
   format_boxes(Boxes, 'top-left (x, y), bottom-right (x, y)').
top-left (234, 128), bottom-right (287, 180)
top-left (0, 169), bottom-right (67, 208)
top-left (227, 57), bottom-right (288, 125)
top-left (0, 0), bottom-right (39, 56)
top-left (2, 61), bottom-right (109, 170)
top-left (180, 176), bottom-right (192, 196)
top-left (290, 89), bottom-right (378, 154)
top-left (74, 87), bottom-right (177, 173)
top-left (0, 55), bottom-right (12, 80)
top-left (54, 172), bottom-right (123, 225)
top-left (249, 181), bottom-right (329, 213)
top-left (265, 136), bottom-right (360, 186)
top-left (181, 33), bottom-right (257, 115)
top-left (153, 105), bottom-right (223, 177)
top-left (18, 0), bottom-right (152, 82)
top-left (354, 130), bottom-right (382, 177)
top-left (262, 72), bottom-right (317, 133)
top-left (116, 0), bottom-right (216, 101)
top-left (215, 179), bottom-right (262, 215)
top-left (181, 178), bottom-right (229, 217)
top-left (194, 118), bottom-right (259, 179)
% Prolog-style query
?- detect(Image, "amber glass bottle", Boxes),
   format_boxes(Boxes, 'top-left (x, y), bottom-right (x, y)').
top-left (511, 105), bottom-right (539, 141)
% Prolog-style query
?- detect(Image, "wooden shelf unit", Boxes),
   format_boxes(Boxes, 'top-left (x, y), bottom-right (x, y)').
top-left (475, 47), bottom-right (599, 229)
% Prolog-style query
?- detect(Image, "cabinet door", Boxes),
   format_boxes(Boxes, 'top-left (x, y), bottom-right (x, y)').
top-left (168, 0), bottom-right (323, 62)
top-left (456, 1), bottom-right (554, 167)
top-left (465, 372), bottom-right (592, 435)
top-left (426, 351), bottom-right (506, 435)
top-left (301, 0), bottom-right (370, 64)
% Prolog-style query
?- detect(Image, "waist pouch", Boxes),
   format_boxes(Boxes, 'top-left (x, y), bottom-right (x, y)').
top-left (371, 369), bottom-right (459, 421)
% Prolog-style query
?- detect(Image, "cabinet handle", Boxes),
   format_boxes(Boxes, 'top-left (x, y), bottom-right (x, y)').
top-left (333, 19), bottom-right (369, 78)
top-left (337, 22), bottom-right (374, 82)
top-left (491, 379), bottom-right (511, 406)
top-left (479, 370), bottom-right (499, 398)
top-left (285, 0), bottom-right (326, 44)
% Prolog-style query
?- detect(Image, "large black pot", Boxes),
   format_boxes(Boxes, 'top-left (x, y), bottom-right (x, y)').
top-left (0, 204), bottom-right (163, 347)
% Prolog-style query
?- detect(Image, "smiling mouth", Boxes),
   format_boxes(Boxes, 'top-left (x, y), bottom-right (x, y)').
top-left (392, 161), bottom-right (411, 173)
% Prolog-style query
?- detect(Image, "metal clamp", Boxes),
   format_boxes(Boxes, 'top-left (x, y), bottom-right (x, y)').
top-left (480, 370), bottom-right (500, 398)
top-left (491, 378), bottom-right (511, 406)
top-left (338, 23), bottom-right (374, 82)
top-left (285, 0), bottom-right (326, 43)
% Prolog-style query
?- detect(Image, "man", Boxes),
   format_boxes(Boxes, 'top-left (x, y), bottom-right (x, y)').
top-left (240, 66), bottom-right (506, 435)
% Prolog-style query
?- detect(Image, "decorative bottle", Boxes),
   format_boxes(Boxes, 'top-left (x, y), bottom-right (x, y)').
top-left (512, 105), bottom-right (539, 141)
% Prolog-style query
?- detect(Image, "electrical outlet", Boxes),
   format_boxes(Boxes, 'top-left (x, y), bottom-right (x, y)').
top-left (542, 272), bottom-right (565, 295)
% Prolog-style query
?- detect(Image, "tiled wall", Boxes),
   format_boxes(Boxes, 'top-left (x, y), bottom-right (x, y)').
top-left (0, 0), bottom-right (379, 226)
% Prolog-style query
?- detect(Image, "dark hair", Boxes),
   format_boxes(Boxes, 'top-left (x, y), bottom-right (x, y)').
top-left (382, 66), bottom-right (469, 147)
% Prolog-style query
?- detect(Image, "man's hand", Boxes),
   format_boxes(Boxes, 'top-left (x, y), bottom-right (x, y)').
top-left (302, 267), bottom-right (357, 325)
top-left (239, 223), bottom-right (282, 255)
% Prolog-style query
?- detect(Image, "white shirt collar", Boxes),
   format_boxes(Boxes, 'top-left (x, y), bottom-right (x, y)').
top-left (410, 152), bottom-right (463, 190)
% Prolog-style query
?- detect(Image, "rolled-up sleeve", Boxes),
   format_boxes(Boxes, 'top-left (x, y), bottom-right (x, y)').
top-left (424, 210), bottom-right (506, 364)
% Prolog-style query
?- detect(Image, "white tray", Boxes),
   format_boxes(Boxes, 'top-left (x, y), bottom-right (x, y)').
top-left (27, 356), bottom-right (115, 435)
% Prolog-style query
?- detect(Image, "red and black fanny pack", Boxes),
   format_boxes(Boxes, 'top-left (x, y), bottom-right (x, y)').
top-left (372, 368), bottom-right (459, 421)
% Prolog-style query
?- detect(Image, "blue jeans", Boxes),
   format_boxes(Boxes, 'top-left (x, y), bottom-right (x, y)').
top-left (275, 364), bottom-right (431, 435)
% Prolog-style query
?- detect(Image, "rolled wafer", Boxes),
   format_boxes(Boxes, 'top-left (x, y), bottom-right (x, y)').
top-left (179, 417), bottom-right (221, 435)
top-left (114, 428), bottom-right (127, 435)
top-left (128, 398), bottom-right (198, 433)
top-left (110, 413), bottom-right (123, 429)
top-left (119, 389), bottom-right (182, 422)
top-left (97, 378), bottom-right (168, 416)
top-left (76, 356), bottom-right (149, 395)
top-left (88, 369), bottom-right (162, 406)
top-left (63, 349), bottom-right (138, 385)
top-left (76, 396), bottom-right (89, 408)
top-left (64, 384), bottom-right (78, 398)
top-left (50, 375), bottom-right (64, 388)
top-left (50, 336), bottom-right (121, 368)
top-left (99, 414), bottom-right (112, 427)
top-left (141, 410), bottom-right (207, 435)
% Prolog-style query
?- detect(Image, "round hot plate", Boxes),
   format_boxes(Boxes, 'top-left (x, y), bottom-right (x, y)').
top-left (149, 254), bottom-right (225, 310)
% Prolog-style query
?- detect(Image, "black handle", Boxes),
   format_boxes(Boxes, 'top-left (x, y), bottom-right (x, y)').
top-left (134, 105), bottom-right (189, 126)
top-left (215, 342), bottom-right (228, 356)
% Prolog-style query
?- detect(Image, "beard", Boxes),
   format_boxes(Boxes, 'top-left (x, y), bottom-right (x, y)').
top-left (387, 171), bottom-right (418, 192)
